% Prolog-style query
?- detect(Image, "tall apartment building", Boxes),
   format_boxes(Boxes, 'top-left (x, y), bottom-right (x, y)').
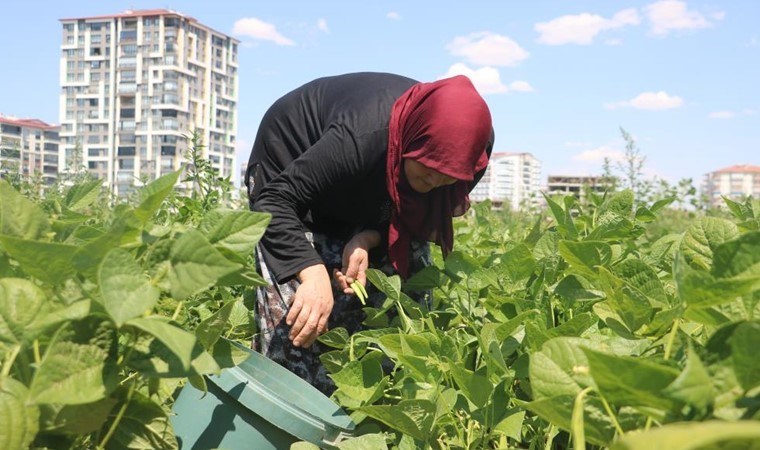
top-left (470, 152), bottom-right (542, 210)
top-left (702, 164), bottom-right (760, 208)
top-left (0, 115), bottom-right (60, 185)
top-left (59, 9), bottom-right (239, 195)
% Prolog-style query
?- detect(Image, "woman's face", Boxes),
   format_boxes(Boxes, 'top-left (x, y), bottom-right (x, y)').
top-left (403, 159), bottom-right (458, 193)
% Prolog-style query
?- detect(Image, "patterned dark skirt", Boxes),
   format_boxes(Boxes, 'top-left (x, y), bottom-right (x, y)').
top-left (252, 232), bottom-right (431, 395)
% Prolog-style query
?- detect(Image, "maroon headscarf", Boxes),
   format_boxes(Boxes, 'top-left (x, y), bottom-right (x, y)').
top-left (386, 75), bottom-right (493, 278)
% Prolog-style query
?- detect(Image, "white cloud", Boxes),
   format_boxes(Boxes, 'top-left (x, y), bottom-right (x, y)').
top-left (605, 91), bottom-right (684, 110)
top-left (644, 0), bottom-right (722, 36)
top-left (508, 80), bottom-right (534, 92)
top-left (709, 111), bottom-right (735, 119)
top-left (743, 108), bottom-right (757, 115)
top-left (535, 8), bottom-right (640, 45)
top-left (446, 32), bottom-right (529, 67)
top-left (386, 12), bottom-right (401, 20)
top-left (439, 63), bottom-right (508, 95)
top-left (232, 17), bottom-right (296, 46)
top-left (572, 146), bottom-right (626, 163)
top-left (747, 36), bottom-right (759, 48)
top-left (317, 19), bottom-right (330, 34)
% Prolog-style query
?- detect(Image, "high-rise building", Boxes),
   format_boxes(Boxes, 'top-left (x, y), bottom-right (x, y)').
top-left (0, 115), bottom-right (60, 185)
top-left (702, 164), bottom-right (760, 208)
top-left (59, 9), bottom-right (239, 195)
top-left (470, 152), bottom-right (542, 210)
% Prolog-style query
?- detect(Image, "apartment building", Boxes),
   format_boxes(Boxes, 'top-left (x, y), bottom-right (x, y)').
top-left (470, 152), bottom-right (542, 210)
top-left (546, 175), bottom-right (607, 199)
top-left (702, 164), bottom-right (760, 208)
top-left (59, 9), bottom-right (239, 195)
top-left (0, 115), bottom-right (60, 185)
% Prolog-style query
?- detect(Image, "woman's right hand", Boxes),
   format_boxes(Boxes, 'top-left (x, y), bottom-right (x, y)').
top-left (334, 230), bottom-right (380, 294)
top-left (287, 264), bottom-right (334, 348)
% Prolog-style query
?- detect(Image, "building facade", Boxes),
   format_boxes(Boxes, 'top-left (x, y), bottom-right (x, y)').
top-left (702, 164), bottom-right (760, 208)
top-left (470, 152), bottom-right (542, 210)
top-left (59, 9), bottom-right (239, 195)
top-left (546, 175), bottom-right (607, 199)
top-left (0, 115), bottom-right (60, 185)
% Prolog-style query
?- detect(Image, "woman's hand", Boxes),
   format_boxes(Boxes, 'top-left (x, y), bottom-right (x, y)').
top-left (334, 230), bottom-right (380, 295)
top-left (287, 264), bottom-right (333, 348)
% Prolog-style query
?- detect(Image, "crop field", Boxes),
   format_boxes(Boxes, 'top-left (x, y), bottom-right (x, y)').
top-left (1, 164), bottom-right (759, 449)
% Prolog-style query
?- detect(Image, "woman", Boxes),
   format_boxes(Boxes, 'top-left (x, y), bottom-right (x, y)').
top-left (246, 72), bottom-right (493, 394)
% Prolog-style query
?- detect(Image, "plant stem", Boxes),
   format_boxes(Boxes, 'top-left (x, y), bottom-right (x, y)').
top-left (664, 318), bottom-right (680, 361)
top-left (1, 344), bottom-right (21, 376)
top-left (572, 387), bottom-right (593, 450)
top-left (98, 381), bottom-right (136, 450)
top-left (600, 394), bottom-right (624, 436)
top-left (171, 300), bottom-right (185, 321)
top-left (33, 339), bottom-right (41, 366)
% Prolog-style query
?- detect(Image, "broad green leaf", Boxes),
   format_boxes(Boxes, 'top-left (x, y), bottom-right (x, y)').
top-left (167, 229), bottom-right (242, 300)
top-left (517, 396), bottom-right (616, 446)
top-left (99, 249), bottom-right (159, 326)
top-left (533, 231), bottom-right (559, 261)
top-left (0, 376), bottom-right (39, 450)
top-left (712, 231), bottom-right (760, 281)
top-left (63, 179), bottom-right (103, 212)
top-left (663, 346), bottom-right (713, 412)
top-left (0, 278), bottom-right (47, 345)
top-left (104, 390), bottom-right (178, 450)
top-left (598, 189), bottom-right (634, 217)
top-left (404, 265), bottom-right (444, 291)
top-left (330, 352), bottom-right (387, 408)
top-left (29, 341), bottom-right (112, 405)
top-left (588, 213), bottom-right (636, 240)
top-left (543, 194), bottom-right (578, 239)
top-left (199, 209), bottom-right (271, 259)
top-left (613, 259), bottom-right (668, 304)
top-left (291, 442), bottom-right (320, 450)
top-left (675, 255), bottom-right (758, 309)
top-left (449, 364), bottom-right (493, 409)
top-left (0, 179), bottom-right (49, 240)
top-left (680, 217), bottom-right (738, 271)
top-left (443, 251), bottom-right (481, 280)
top-left (583, 348), bottom-right (679, 410)
top-left (133, 170), bottom-right (181, 223)
top-left (126, 317), bottom-right (196, 371)
top-left (559, 240), bottom-right (612, 279)
top-left (317, 327), bottom-right (350, 350)
top-left (366, 269), bottom-right (401, 301)
top-left (493, 410), bottom-right (525, 441)
top-left (39, 397), bottom-right (117, 434)
top-left (0, 237), bottom-right (77, 285)
top-left (335, 433), bottom-right (388, 450)
top-left (729, 321), bottom-right (760, 391)
top-left (530, 337), bottom-right (598, 400)
top-left (71, 219), bottom-right (131, 279)
top-left (555, 275), bottom-right (603, 302)
top-left (195, 299), bottom-right (238, 350)
top-left (495, 243), bottom-right (536, 282)
top-left (358, 399), bottom-right (436, 441)
top-left (610, 420), bottom-right (760, 450)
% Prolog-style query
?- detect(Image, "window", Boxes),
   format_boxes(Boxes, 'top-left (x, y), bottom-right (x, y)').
top-left (91, 61), bottom-right (101, 69)
top-left (90, 47), bottom-right (102, 56)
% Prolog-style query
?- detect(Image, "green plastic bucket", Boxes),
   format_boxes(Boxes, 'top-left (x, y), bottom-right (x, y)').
top-left (171, 341), bottom-right (355, 449)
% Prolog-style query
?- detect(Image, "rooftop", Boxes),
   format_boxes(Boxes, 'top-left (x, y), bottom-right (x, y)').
top-left (0, 115), bottom-right (58, 130)
top-left (713, 164), bottom-right (760, 174)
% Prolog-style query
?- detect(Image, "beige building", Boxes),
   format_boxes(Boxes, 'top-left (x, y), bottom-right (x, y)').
top-left (702, 164), bottom-right (760, 208)
top-left (546, 175), bottom-right (607, 199)
top-left (470, 152), bottom-right (542, 210)
top-left (0, 115), bottom-right (60, 185)
top-left (59, 9), bottom-right (239, 195)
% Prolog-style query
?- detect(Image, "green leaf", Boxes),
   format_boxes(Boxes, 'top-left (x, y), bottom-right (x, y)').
top-left (199, 209), bottom-right (271, 259)
top-left (330, 352), bottom-right (387, 408)
top-left (195, 299), bottom-right (238, 350)
top-left (125, 317), bottom-right (196, 371)
top-left (0, 376), bottom-right (39, 450)
top-left (317, 327), bottom-right (350, 350)
top-left (663, 346), bottom-right (714, 412)
top-left (404, 265), bottom-right (444, 291)
top-left (729, 321), bottom-right (760, 391)
top-left (599, 189), bottom-right (634, 217)
top-left (555, 275), bottom-right (603, 302)
top-left (0, 237), bottom-right (77, 285)
top-left (517, 396), bottom-right (616, 446)
top-left (493, 409), bottom-right (525, 441)
top-left (0, 278), bottom-right (47, 345)
top-left (496, 243), bottom-right (536, 282)
top-left (133, 170), bottom-right (181, 223)
top-left (449, 364), bottom-right (493, 409)
top-left (443, 251), bottom-right (481, 281)
top-left (104, 390), bottom-right (178, 450)
top-left (711, 231), bottom-right (760, 280)
top-left (63, 179), bottom-right (103, 212)
top-left (335, 433), bottom-right (388, 450)
top-left (583, 348), bottom-right (679, 410)
top-left (29, 341), bottom-right (112, 405)
top-left (291, 442), bottom-right (321, 450)
top-left (99, 249), bottom-right (159, 327)
top-left (366, 269), bottom-right (401, 301)
top-left (680, 217), bottom-right (738, 271)
top-left (610, 420), bottom-right (760, 450)
top-left (359, 399), bottom-right (436, 441)
top-left (0, 179), bottom-right (50, 240)
top-left (559, 240), bottom-right (612, 279)
top-left (530, 337), bottom-right (597, 400)
top-left (167, 229), bottom-right (242, 300)
top-left (39, 397), bottom-right (118, 434)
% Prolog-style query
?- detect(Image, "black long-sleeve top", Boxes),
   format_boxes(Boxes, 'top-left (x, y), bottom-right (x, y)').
top-left (246, 72), bottom-right (419, 283)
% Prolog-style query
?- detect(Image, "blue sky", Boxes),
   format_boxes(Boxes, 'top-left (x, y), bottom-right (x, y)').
top-left (1, 1), bottom-right (758, 185)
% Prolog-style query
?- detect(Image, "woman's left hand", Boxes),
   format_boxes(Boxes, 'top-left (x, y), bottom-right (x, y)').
top-left (334, 230), bottom-right (380, 295)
